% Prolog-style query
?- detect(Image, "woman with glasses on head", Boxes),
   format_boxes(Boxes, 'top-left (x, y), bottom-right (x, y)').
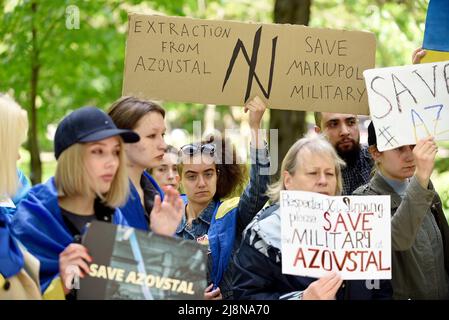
top-left (176, 96), bottom-right (271, 300)
top-left (108, 97), bottom-right (183, 234)
top-left (147, 145), bottom-right (180, 191)
top-left (353, 122), bottom-right (449, 299)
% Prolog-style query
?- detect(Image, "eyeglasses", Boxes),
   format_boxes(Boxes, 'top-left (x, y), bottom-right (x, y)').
top-left (180, 143), bottom-right (216, 156)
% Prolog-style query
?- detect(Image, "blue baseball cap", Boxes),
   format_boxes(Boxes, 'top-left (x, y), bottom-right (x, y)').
top-left (54, 106), bottom-right (140, 159)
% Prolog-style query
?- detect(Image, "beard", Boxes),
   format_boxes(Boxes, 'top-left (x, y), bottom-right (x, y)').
top-left (336, 139), bottom-right (361, 165)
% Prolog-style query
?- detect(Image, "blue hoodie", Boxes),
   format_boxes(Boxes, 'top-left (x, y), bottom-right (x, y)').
top-left (10, 177), bottom-right (127, 292)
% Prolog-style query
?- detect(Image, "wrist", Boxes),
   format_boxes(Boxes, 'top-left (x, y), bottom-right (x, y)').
top-left (250, 125), bottom-right (260, 131)
top-left (415, 172), bottom-right (430, 189)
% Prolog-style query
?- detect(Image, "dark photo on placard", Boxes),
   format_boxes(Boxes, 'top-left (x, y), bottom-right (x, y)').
top-left (78, 221), bottom-right (207, 300)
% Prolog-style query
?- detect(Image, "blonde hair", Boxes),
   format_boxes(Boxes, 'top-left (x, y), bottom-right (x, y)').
top-left (267, 132), bottom-right (346, 203)
top-left (0, 94), bottom-right (29, 196)
top-left (55, 141), bottom-right (129, 207)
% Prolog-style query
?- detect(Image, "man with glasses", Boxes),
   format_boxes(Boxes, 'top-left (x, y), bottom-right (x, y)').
top-left (314, 112), bottom-right (373, 195)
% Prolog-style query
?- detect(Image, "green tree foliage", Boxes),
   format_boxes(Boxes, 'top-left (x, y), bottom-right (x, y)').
top-left (0, 0), bottom-right (214, 183)
top-left (311, 0), bottom-right (429, 67)
top-left (2, 0), bottom-right (446, 216)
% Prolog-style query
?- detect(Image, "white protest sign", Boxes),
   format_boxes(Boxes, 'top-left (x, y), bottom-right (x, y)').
top-left (363, 60), bottom-right (449, 151)
top-left (280, 190), bottom-right (391, 280)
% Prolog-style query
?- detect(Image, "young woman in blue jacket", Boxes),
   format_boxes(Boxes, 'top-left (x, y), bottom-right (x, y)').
top-left (108, 97), bottom-right (183, 233)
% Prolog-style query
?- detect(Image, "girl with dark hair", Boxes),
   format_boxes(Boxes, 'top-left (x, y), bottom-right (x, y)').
top-left (176, 96), bottom-right (271, 300)
top-left (108, 97), bottom-right (183, 234)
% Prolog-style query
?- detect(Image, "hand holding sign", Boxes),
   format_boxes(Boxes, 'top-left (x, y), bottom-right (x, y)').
top-left (245, 96), bottom-right (266, 129)
top-left (303, 272), bottom-right (343, 300)
top-left (59, 243), bottom-right (92, 294)
top-left (363, 61), bottom-right (449, 151)
top-left (245, 96), bottom-right (267, 148)
top-left (413, 136), bottom-right (438, 189)
top-left (412, 47), bottom-right (427, 64)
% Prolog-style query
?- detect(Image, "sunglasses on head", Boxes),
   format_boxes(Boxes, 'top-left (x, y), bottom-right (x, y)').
top-left (180, 143), bottom-right (216, 156)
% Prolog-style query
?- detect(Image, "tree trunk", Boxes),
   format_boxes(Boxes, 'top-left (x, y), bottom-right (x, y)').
top-left (270, 0), bottom-right (311, 178)
top-left (28, 0), bottom-right (42, 184)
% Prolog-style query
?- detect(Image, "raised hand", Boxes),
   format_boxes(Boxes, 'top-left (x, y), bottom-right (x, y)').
top-left (412, 47), bottom-right (426, 64)
top-left (245, 96), bottom-right (267, 130)
top-left (413, 136), bottom-right (438, 189)
top-left (244, 96), bottom-right (267, 148)
top-left (303, 272), bottom-right (343, 300)
top-left (150, 185), bottom-right (184, 236)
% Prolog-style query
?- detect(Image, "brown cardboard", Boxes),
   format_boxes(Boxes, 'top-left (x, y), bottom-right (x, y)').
top-left (123, 14), bottom-right (376, 115)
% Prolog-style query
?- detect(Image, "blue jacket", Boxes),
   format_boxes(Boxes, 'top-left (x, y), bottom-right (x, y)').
top-left (179, 195), bottom-right (239, 292)
top-left (233, 204), bottom-right (392, 300)
top-left (176, 145), bottom-right (271, 299)
top-left (0, 169), bottom-right (30, 279)
top-left (119, 171), bottom-right (164, 231)
top-left (0, 214), bottom-right (24, 279)
top-left (10, 177), bottom-right (127, 292)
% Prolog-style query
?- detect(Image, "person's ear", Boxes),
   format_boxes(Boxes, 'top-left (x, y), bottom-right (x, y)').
top-left (368, 145), bottom-right (382, 161)
top-left (314, 126), bottom-right (321, 134)
top-left (283, 171), bottom-right (293, 190)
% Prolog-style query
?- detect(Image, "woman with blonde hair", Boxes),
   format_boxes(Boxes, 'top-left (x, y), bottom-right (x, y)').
top-left (0, 93), bottom-right (39, 299)
top-left (0, 93), bottom-right (30, 221)
top-left (233, 132), bottom-right (391, 300)
top-left (12, 106), bottom-right (184, 298)
top-left (11, 106), bottom-right (137, 297)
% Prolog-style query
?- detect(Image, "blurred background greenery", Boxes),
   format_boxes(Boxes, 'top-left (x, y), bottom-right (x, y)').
top-left (1, 0), bottom-right (448, 217)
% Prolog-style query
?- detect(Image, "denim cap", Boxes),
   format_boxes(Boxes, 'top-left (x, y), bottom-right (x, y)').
top-left (54, 106), bottom-right (140, 159)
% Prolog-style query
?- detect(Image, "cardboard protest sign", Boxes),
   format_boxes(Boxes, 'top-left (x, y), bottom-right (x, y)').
top-left (363, 61), bottom-right (449, 151)
top-left (78, 221), bottom-right (207, 300)
top-left (280, 191), bottom-right (391, 280)
top-left (422, 0), bottom-right (449, 63)
top-left (122, 14), bottom-right (376, 114)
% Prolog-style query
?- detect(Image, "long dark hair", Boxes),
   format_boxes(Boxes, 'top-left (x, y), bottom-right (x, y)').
top-left (180, 135), bottom-right (247, 200)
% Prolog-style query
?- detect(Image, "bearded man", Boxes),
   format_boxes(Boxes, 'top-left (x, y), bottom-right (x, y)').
top-left (314, 112), bottom-right (373, 195)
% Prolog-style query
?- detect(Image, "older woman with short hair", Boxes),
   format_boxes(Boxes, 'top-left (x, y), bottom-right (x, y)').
top-left (233, 132), bottom-right (392, 300)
